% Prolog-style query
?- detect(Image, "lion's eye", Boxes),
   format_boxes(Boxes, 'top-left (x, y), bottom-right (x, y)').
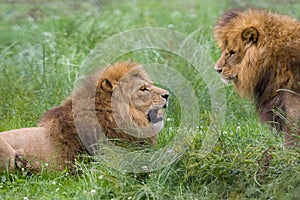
top-left (140, 86), bottom-right (149, 91)
top-left (228, 50), bottom-right (235, 57)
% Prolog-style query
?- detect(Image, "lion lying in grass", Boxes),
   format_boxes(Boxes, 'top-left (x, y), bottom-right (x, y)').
top-left (0, 62), bottom-right (169, 172)
top-left (214, 8), bottom-right (300, 147)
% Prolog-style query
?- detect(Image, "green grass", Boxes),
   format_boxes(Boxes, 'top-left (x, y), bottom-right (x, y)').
top-left (0, 0), bottom-right (300, 199)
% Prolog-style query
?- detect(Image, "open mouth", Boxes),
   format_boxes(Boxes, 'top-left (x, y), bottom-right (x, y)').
top-left (147, 109), bottom-right (164, 124)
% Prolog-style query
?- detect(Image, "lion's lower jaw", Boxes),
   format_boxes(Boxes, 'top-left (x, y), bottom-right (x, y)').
top-left (150, 121), bottom-right (164, 135)
top-left (221, 77), bottom-right (231, 85)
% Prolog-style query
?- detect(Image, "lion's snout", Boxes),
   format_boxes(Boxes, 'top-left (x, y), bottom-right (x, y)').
top-left (214, 61), bottom-right (224, 73)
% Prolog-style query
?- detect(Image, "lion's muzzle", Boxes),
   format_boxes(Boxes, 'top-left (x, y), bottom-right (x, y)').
top-left (147, 91), bottom-right (169, 124)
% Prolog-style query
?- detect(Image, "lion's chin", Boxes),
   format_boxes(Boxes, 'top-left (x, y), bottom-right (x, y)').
top-left (150, 120), bottom-right (164, 134)
top-left (221, 77), bottom-right (231, 85)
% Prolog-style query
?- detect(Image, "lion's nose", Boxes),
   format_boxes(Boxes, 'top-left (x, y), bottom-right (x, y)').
top-left (161, 93), bottom-right (169, 101)
top-left (214, 64), bottom-right (223, 73)
top-left (215, 68), bottom-right (223, 73)
top-left (161, 92), bottom-right (169, 108)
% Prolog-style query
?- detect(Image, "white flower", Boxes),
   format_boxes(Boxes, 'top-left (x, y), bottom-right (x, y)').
top-left (91, 189), bottom-right (96, 194)
top-left (23, 197), bottom-right (29, 200)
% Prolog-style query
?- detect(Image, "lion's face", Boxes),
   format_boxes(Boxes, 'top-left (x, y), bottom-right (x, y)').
top-left (100, 62), bottom-right (169, 143)
top-left (130, 80), bottom-right (169, 125)
top-left (214, 45), bottom-right (243, 84)
top-left (214, 27), bottom-right (258, 84)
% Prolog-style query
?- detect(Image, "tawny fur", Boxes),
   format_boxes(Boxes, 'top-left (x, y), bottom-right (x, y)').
top-left (0, 62), bottom-right (169, 172)
top-left (214, 8), bottom-right (300, 147)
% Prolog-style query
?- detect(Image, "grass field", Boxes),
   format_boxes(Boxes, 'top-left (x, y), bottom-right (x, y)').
top-left (0, 0), bottom-right (300, 199)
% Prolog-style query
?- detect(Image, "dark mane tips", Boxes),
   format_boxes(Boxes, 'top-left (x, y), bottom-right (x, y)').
top-left (215, 8), bottom-right (245, 29)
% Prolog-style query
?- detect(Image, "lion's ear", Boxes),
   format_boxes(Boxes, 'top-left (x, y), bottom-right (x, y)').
top-left (101, 79), bottom-right (116, 92)
top-left (242, 27), bottom-right (258, 44)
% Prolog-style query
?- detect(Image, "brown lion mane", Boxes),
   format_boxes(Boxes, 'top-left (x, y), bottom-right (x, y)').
top-left (214, 8), bottom-right (300, 147)
top-left (0, 62), bottom-right (169, 172)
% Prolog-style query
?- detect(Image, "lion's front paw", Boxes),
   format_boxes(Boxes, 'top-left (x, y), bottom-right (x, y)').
top-left (0, 139), bottom-right (16, 170)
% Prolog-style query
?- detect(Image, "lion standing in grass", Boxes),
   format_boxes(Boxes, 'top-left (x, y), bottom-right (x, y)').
top-left (0, 62), bottom-right (169, 172)
top-left (214, 8), bottom-right (300, 147)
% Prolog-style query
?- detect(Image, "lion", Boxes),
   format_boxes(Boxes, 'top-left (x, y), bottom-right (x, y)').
top-left (0, 62), bottom-right (169, 172)
top-left (213, 8), bottom-right (300, 147)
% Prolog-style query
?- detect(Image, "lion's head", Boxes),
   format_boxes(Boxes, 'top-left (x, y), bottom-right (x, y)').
top-left (72, 62), bottom-right (169, 151)
top-left (213, 9), bottom-right (258, 86)
top-left (100, 62), bottom-right (169, 141)
top-left (213, 8), bottom-right (300, 100)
